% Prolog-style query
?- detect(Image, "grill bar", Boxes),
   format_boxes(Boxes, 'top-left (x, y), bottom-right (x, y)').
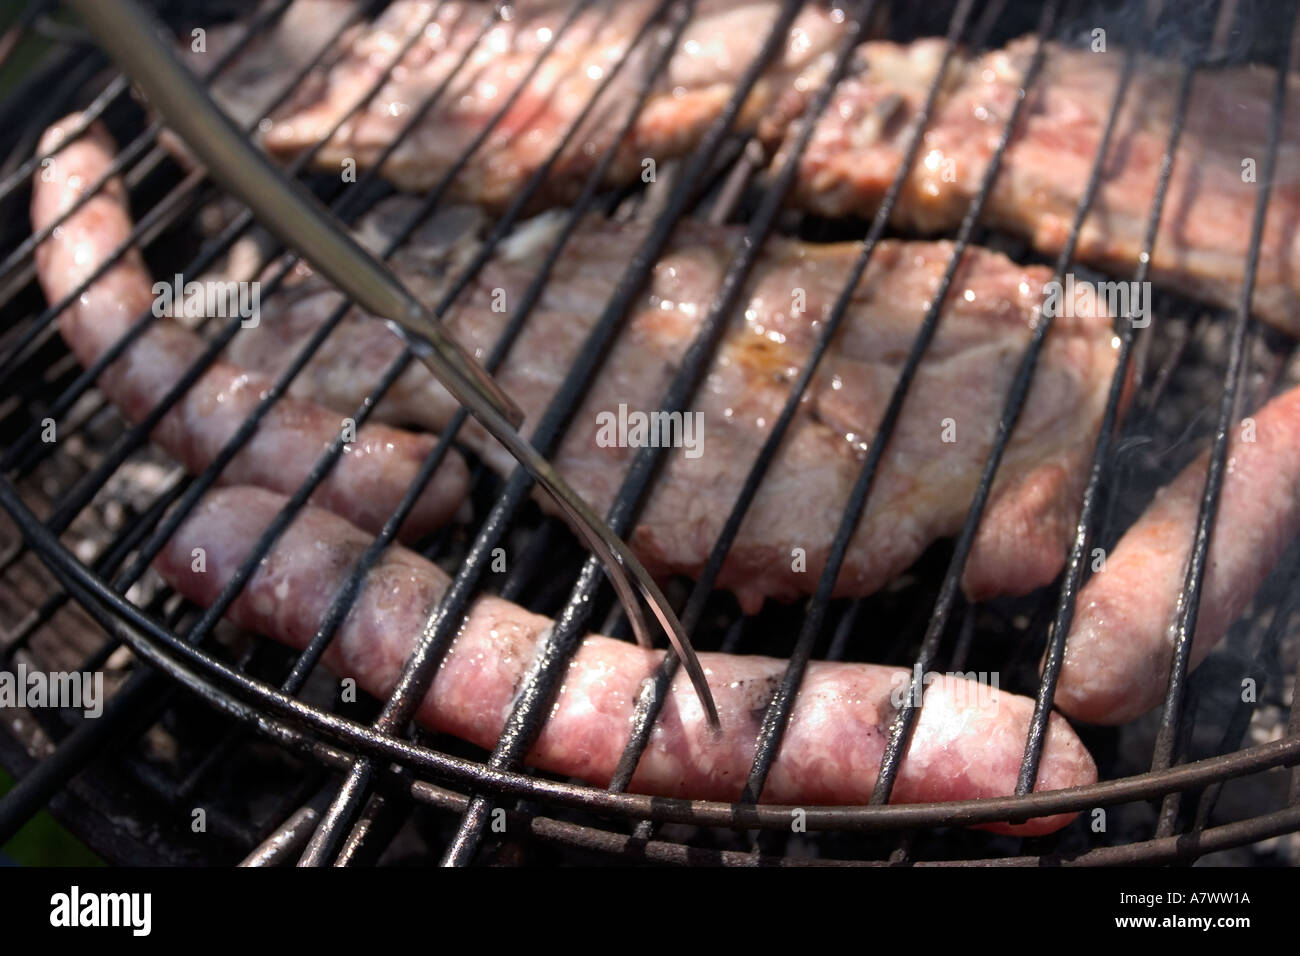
top-left (1150, 3), bottom-right (1299, 838)
top-left (0, 0), bottom-right (301, 324)
top-left (9, 0), bottom-right (479, 552)
top-left (1190, 574), bottom-right (1299, 832)
top-left (293, 0), bottom-right (711, 866)
top-left (251, 749), bottom-right (1300, 866)
top-left (10, 485), bottom-right (1298, 837)
top-left (0, 0), bottom-right (378, 479)
top-left (0, 75), bottom-right (129, 209)
top-left (295, 0), bottom-right (810, 866)
top-left (608, 0), bottom-right (978, 820)
top-left (1021, 2), bottom-right (1213, 793)
top-left (0, 0), bottom-right (446, 626)
top-left (186, 0), bottom-right (680, 815)
top-left (731, 0), bottom-right (1061, 815)
top-left (436, 0), bottom-right (820, 867)
top-left (868, 0), bottom-right (1157, 810)
top-left (437, 0), bottom-right (882, 863)
top-left (0, 0), bottom-right (521, 842)
top-left (278, 0), bottom-right (679, 698)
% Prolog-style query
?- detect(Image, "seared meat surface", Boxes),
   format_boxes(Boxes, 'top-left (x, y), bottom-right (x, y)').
top-left (183, 4), bottom-right (1300, 332)
top-left (249, 0), bottom-right (846, 207)
top-left (228, 200), bottom-right (1119, 612)
top-left (786, 37), bottom-right (1300, 335)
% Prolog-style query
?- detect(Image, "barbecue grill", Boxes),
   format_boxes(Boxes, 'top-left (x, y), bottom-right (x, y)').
top-left (1, 0), bottom-right (1298, 867)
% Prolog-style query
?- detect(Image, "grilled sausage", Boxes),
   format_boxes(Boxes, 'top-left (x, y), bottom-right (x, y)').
top-left (31, 115), bottom-right (469, 540)
top-left (1054, 381), bottom-right (1300, 724)
top-left (155, 484), bottom-right (1098, 836)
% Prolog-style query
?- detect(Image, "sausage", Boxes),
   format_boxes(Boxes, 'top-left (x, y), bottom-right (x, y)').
top-left (154, 484), bottom-right (1099, 835)
top-left (1055, 381), bottom-right (1300, 724)
top-left (30, 115), bottom-right (469, 540)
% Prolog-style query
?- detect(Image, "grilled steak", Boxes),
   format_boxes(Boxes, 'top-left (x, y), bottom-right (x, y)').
top-left (1053, 380), bottom-right (1300, 725)
top-left (185, 3), bottom-right (1300, 333)
top-left (156, 484), bottom-right (1098, 835)
top-left (251, 0), bottom-right (846, 207)
top-left (32, 117), bottom-right (470, 541)
top-left (228, 198), bottom-right (1120, 612)
top-left (785, 37), bottom-right (1300, 335)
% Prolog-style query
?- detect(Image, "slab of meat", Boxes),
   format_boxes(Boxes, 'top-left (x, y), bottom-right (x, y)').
top-left (227, 198), bottom-right (1120, 612)
top-left (185, 5), bottom-right (1300, 333)
top-left (177, 0), bottom-right (359, 133)
top-left (32, 116), bottom-right (469, 541)
top-left (246, 0), bottom-right (847, 206)
top-left (784, 37), bottom-right (1300, 335)
top-left (1053, 381), bottom-right (1300, 725)
top-left (154, 484), bottom-right (1097, 834)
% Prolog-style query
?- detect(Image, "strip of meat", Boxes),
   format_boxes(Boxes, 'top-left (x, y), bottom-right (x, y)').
top-left (785, 37), bottom-right (1300, 335)
top-left (32, 116), bottom-right (469, 540)
top-left (228, 198), bottom-right (1120, 612)
top-left (188, 6), bottom-right (1300, 332)
top-left (177, 0), bottom-right (358, 134)
top-left (249, 0), bottom-right (847, 207)
top-left (1053, 381), bottom-right (1300, 725)
top-left (154, 484), bottom-right (1098, 835)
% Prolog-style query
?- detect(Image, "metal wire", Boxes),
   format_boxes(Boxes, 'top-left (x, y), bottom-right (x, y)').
top-left (1023, 1), bottom-right (1214, 792)
top-left (304, 0), bottom-right (808, 868)
top-left (610, 0), bottom-right (978, 820)
top-left (1149, 1), bottom-right (1299, 838)
top-left (7, 487), bottom-right (1298, 838)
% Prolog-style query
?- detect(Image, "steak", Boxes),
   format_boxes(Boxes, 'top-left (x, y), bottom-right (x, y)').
top-left (227, 199), bottom-right (1120, 612)
top-left (252, 0), bottom-right (847, 207)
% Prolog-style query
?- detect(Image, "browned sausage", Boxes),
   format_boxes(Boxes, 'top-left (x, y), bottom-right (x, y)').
top-left (156, 484), bottom-right (1099, 836)
top-left (1055, 382), bottom-right (1300, 724)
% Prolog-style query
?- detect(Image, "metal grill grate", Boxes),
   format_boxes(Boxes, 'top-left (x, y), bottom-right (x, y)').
top-left (1, 0), bottom-right (1299, 866)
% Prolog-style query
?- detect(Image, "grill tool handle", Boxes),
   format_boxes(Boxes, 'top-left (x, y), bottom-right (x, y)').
top-left (62, 0), bottom-right (719, 727)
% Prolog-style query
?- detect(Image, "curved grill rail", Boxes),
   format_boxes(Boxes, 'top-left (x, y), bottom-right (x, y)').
top-left (0, 0), bottom-right (1298, 866)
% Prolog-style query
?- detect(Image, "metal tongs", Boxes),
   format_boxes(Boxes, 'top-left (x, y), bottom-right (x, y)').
top-left (67, 0), bottom-right (719, 727)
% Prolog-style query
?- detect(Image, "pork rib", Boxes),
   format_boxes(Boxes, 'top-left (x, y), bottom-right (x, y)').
top-left (1054, 381), bottom-right (1300, 725)
top-left (786, 37), bottom-right (1300, 335)
top-left (32, 116), bottom-right (469, 541)
top-left (228, 198), bottom-right (1121, 612)
top-left (155, 484), bottom-right (1098, 835)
